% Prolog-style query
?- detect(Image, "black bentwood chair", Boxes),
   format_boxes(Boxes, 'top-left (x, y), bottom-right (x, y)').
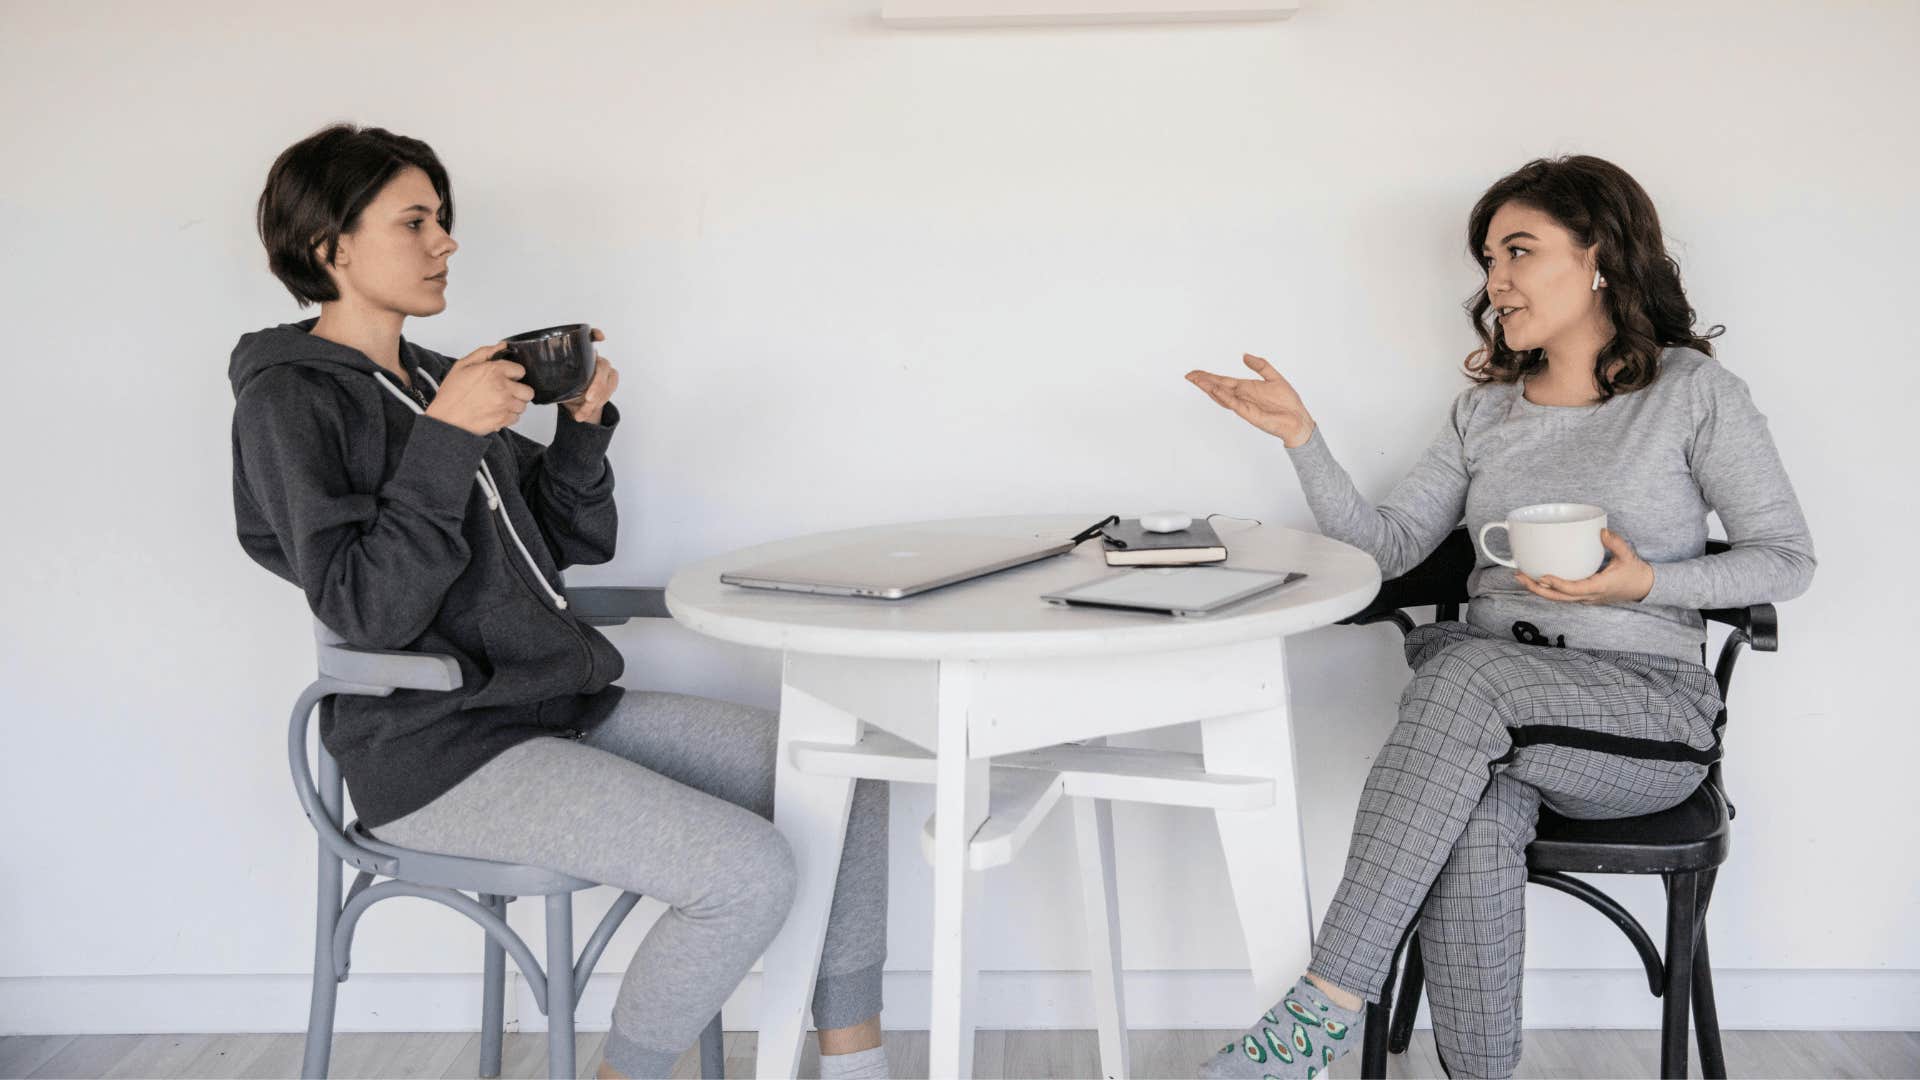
top-left (1341, 529), bottom-right (1777, 1080)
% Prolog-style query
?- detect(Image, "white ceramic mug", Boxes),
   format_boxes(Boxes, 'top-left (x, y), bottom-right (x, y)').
top-left (1477, 503), bottom-right (1608, 580)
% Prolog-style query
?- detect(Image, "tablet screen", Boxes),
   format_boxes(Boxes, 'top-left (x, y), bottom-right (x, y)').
top-left (1046, 566), bottom-right (1302, 613)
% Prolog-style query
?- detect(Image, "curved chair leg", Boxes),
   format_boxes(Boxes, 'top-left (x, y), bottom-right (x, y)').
top-left (303, 760), bottom-right (347, 1080)
top-left (1660, 873), bottom-right (1700, 1079)
top-left (303, 840), bottom-right (343, 1079)
top-left (546, 894), bottom-right (576, 1080)
top-left (481, 894), bottom-right (509, 1079)
top-left (1691, 925), bottom-right (1726, 1080)
top-left (1361, 922), bottom-right (1418, 1079)
top-left (1361, 999), bottom-right (1391, 1079)
top-left (1389, 933), bottom-right (1424, 1054)
top-left (698, 1014), bottom-right (725, 1079)
top-left (1690, 872), bottom-right (1726, 1080)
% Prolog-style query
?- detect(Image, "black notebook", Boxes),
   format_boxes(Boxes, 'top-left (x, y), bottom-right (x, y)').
top-left (1100, 518), bottom-right (1228, 566)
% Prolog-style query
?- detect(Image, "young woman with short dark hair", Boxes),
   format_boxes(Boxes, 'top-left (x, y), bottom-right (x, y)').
top-left (235, 124), bottom-right (891, 1080)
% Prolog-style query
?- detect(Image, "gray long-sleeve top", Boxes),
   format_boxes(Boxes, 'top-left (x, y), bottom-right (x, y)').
top-left (1286, 347), bottom-right (1814, 662)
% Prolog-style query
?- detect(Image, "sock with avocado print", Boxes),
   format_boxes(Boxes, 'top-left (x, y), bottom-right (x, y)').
top-left (1198, 979), bottom-right (1365, 1079)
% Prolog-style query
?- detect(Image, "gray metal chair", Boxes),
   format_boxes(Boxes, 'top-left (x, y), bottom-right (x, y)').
top-left (291, 585), bottom-right (725, 1079)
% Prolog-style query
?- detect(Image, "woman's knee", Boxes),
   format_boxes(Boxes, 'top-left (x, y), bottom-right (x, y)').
top-left (685, 816), bottom-right (798, 932)
top-left (737, 820), bottom-right (799, 915)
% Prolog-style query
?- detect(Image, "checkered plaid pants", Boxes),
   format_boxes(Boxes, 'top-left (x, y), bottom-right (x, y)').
top-left (1307, 621), bottom-right (1721, 1078)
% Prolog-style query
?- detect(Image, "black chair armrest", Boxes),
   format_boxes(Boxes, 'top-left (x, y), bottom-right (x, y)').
top-left (1697, 535), bottom-right (1778, 651)
top-left (568, 585), bottom-right (671, 626)
top-left (1703, 602), bottom-right (1778, 653)
top-left (1346, 608), bottom-right (1419, 637)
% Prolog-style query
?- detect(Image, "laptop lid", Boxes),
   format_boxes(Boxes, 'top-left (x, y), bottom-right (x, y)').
top-left (720, 532), bottom-right (1076, 599)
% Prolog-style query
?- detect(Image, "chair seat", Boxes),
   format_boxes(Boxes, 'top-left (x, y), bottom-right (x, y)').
top-left (1527, 782), bottom-right (1730, 875)
top-left (347, 821), bottom-right (597, 895)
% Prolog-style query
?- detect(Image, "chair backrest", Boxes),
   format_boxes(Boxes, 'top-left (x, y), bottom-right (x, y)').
top-left (290, 619), bottom-right (469, 877)
top-left (289, 585), bottom-right (669, 875)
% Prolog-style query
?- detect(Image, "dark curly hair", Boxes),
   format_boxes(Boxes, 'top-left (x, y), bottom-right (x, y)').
top-left (1463, 155), bottom-right (1722, 401)
top-left (256, 124), bottom-right (453, 306)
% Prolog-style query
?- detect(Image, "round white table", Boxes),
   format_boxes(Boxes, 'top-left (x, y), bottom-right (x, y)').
top-left (667, 515), bottom-right (1380, 1079)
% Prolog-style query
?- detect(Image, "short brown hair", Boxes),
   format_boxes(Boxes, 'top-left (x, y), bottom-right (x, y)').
top-left (256, 124), bottom-right (453, 306)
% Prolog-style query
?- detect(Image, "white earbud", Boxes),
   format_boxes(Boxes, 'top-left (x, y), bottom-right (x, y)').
top-left (1592, 269), bottom-right (1607, 291)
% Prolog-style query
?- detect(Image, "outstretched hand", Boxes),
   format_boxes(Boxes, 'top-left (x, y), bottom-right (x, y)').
top-left (1516, 528), bottom-right (1655, 604)
top-left (1185, 354), bottom-right (1317, 448)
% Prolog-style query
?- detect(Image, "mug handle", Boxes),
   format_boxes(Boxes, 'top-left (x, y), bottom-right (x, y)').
top-left (1477, 521), bottom-right (1518, 568)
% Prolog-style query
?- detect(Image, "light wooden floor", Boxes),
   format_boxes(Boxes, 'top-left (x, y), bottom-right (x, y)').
top-left (3, 1029), bottom-right (1917, 1079)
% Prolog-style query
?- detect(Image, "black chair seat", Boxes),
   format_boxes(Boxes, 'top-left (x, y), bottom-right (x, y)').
top-left (1528, 782), bottom-right (1730, 875)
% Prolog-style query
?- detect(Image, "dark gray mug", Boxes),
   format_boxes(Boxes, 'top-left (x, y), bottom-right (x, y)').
top-left (500, 323), bottom-right (596, 405)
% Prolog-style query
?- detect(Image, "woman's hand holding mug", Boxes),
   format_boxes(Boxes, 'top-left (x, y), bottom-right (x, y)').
top-left (1476, 505), bottom-right (1656, 606)
top-left (425, 343), bottom-right (533, 435)
top-left (1517, 528), bottom-right (1655, 605)
top-left (560, 328), bottom-right (618, 426)
top-left (1185, 353), bottom-right (1317, 448)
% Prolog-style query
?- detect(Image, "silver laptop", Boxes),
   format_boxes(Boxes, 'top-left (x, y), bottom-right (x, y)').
top-left (720, 531), bottom-right (1076, 599)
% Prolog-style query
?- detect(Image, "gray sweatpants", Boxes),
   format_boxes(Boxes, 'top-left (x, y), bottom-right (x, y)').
top-left (373, 690), bottom-right (889, 1078)
top-left (1307, 622), bottom-right (1720, 1078)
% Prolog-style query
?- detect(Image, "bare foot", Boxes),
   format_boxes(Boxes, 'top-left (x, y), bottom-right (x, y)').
top-left (1304, 972), bottom-right (1364, 1012)
top-left (817, 1015), bottom-right (883, 1055)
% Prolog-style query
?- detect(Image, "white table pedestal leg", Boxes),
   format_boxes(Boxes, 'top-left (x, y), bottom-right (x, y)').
top-left (928, 662), bottom-right (988, 1079)
top-left (1074, 795), bottom-right (1130, 1079)
top-left (756, 668), bottom-right (860, 1080)
top-left (1201, 647), bottom-right (1315, 1015)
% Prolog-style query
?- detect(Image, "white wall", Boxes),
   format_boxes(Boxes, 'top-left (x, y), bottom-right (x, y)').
top-left (3, 0), bottom-right (1916, 1035)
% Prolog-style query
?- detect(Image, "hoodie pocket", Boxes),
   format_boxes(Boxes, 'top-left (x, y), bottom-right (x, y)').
top-left (462, 596), bottom-right (591, 711)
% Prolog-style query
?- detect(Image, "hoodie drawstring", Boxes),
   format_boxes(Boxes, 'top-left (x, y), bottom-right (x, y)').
top-left (375, 368), bottom-right (569, 611)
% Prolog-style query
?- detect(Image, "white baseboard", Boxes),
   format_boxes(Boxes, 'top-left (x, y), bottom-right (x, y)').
top-left (3, 969), bottom-right (1915, 1036)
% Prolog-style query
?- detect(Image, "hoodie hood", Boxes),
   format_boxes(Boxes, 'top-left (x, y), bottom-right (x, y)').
top-left (229, 317), bottom-right (409, 398)
top-left (230, 316), bottom-right (571, 613)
